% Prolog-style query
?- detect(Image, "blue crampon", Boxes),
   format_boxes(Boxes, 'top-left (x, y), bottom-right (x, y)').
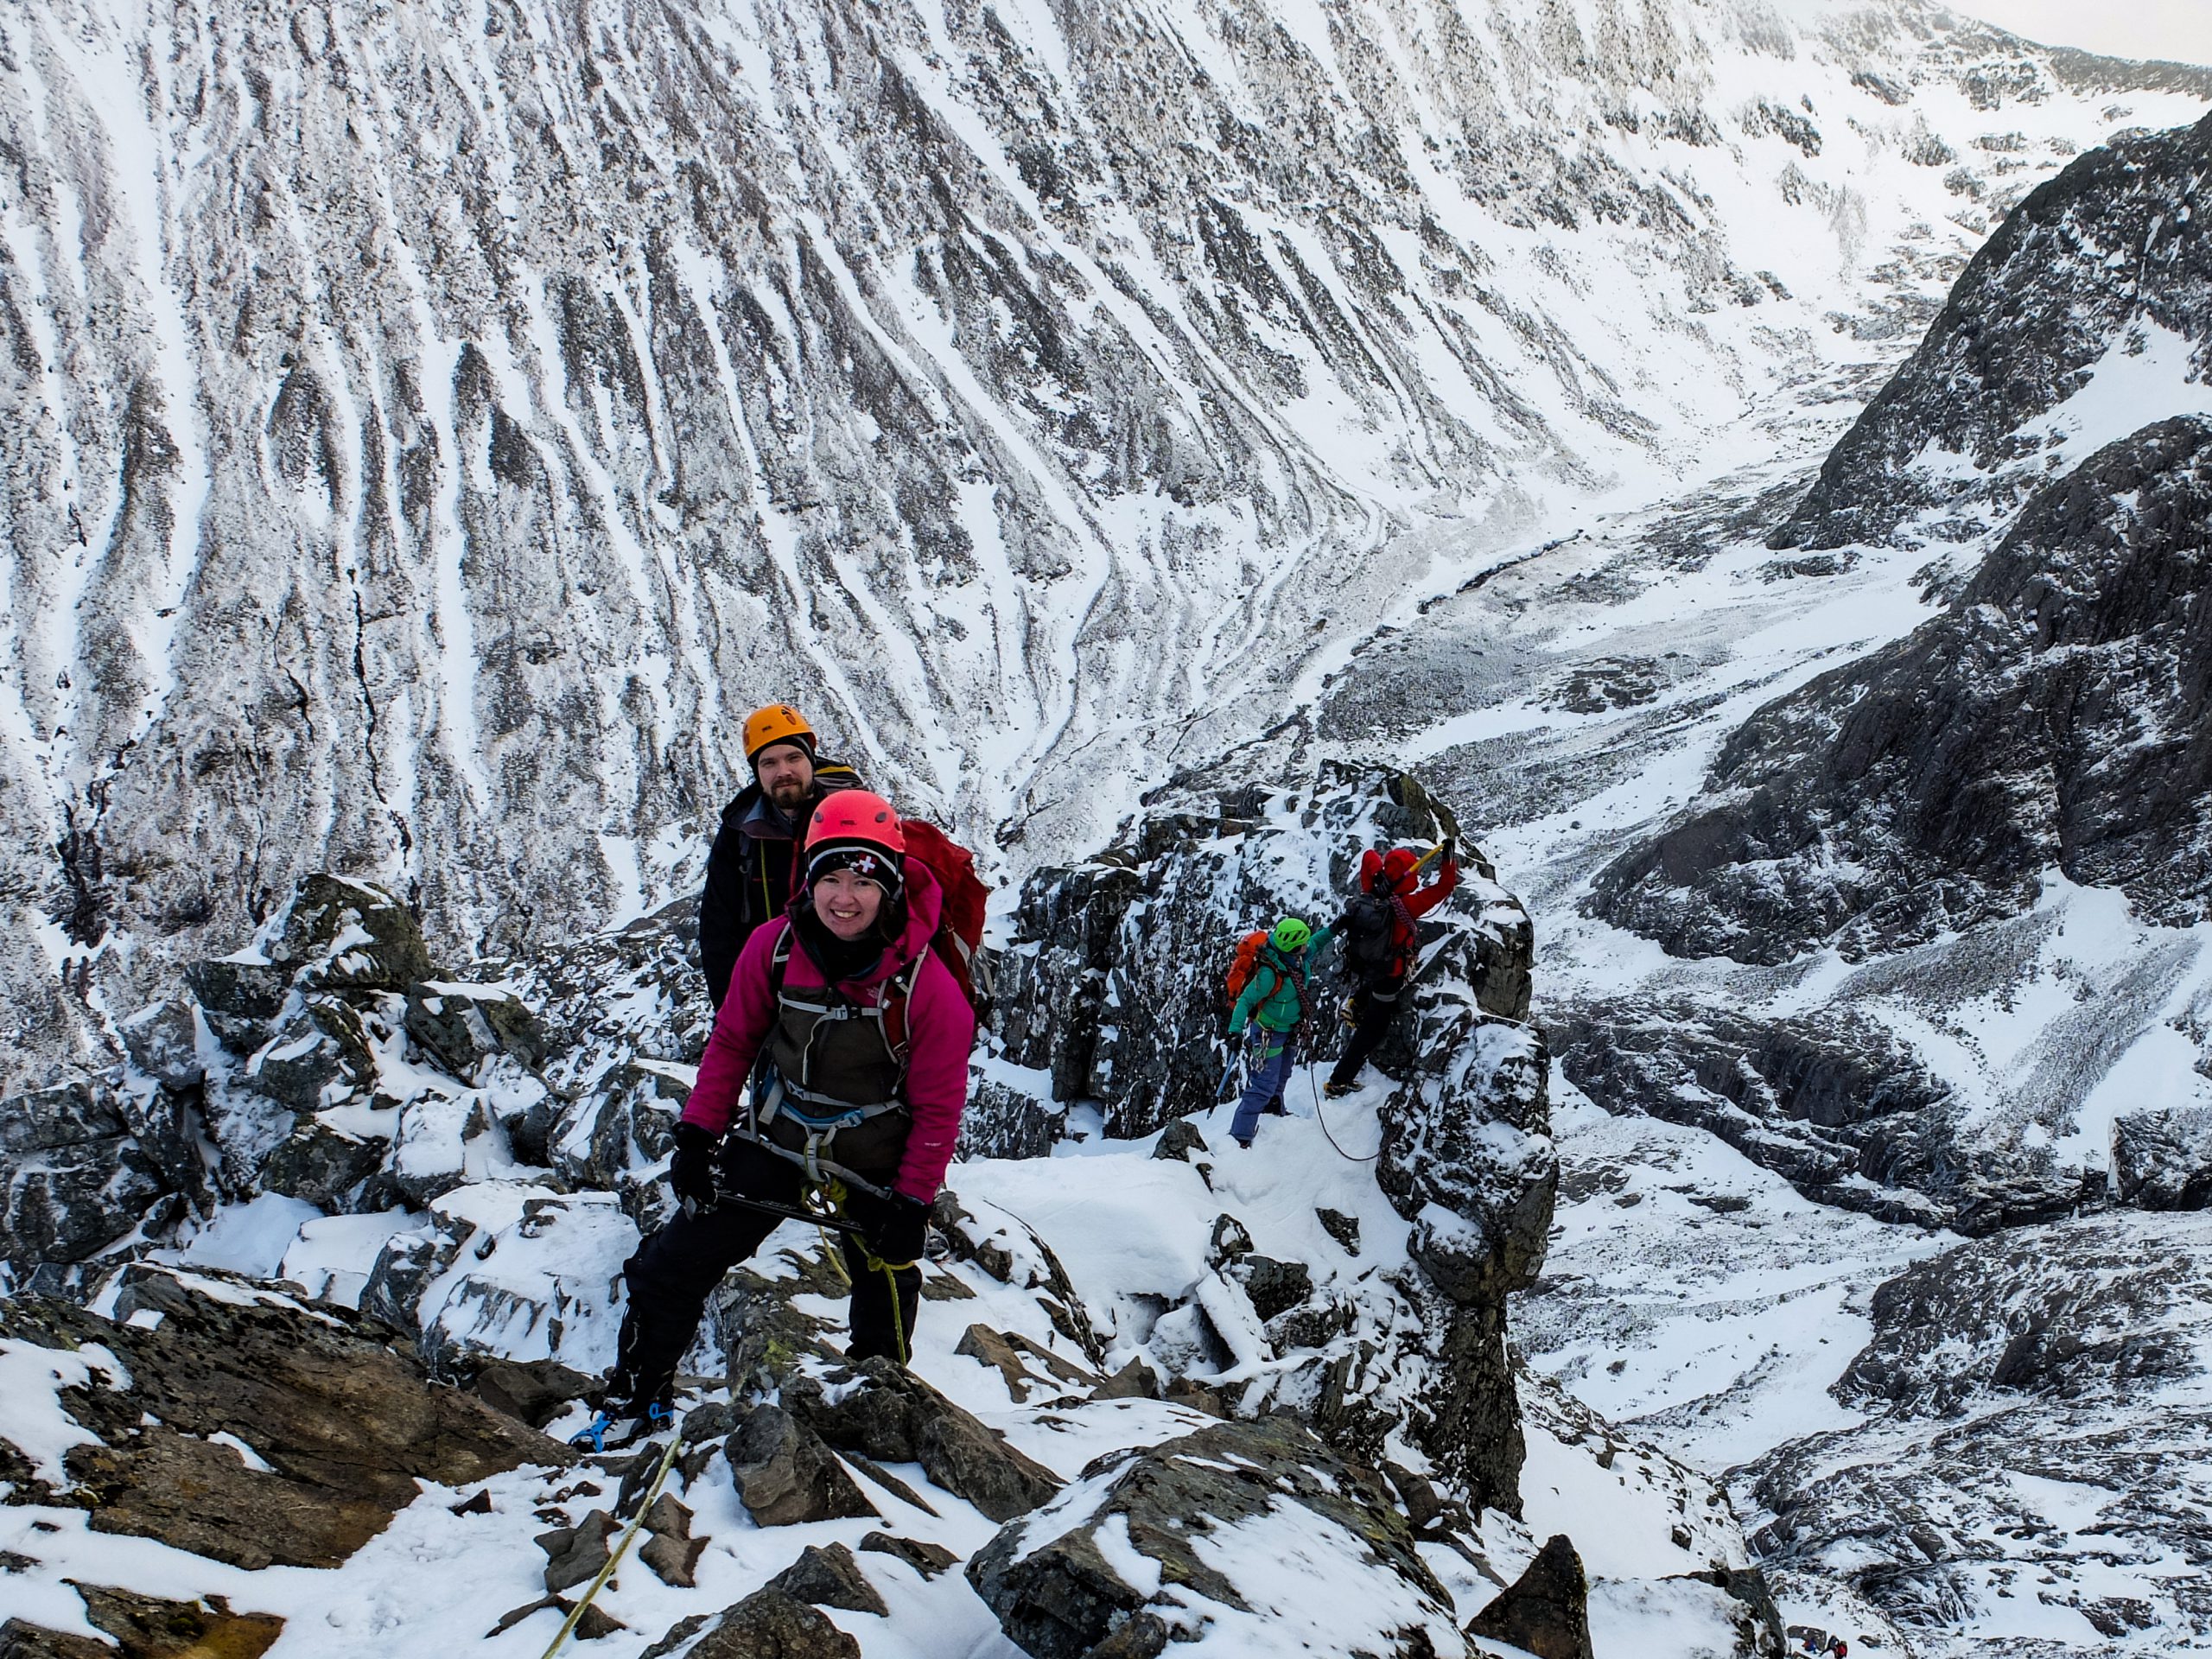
top-left (568, 1400), bottom-right (673, 1453)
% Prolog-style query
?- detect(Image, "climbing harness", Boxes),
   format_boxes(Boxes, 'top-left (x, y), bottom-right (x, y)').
top-left (539, 1416), bottom-right (687, 1659)
top-left (705, 1170), bottom-right (912, 1365)
top-left (694, 1180), bottom-right (868, 1237)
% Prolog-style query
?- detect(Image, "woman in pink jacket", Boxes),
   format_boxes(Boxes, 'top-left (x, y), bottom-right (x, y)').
top-left (588, 791), bottom-right (975, 1445)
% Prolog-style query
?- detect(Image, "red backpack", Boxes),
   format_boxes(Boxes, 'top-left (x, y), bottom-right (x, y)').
top-left (1224, 931), bottom-right (1270, 1007)
top-left (763, 818), bottom-right (993, 1068)
top-left (900, 818), bottom-right (991, 1010)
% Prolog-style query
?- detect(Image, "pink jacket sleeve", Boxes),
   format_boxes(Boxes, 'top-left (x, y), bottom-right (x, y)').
top-left (682, 921), bottom-right (785, 1135)
top-left (892, 954), bottom-right (976, 1202)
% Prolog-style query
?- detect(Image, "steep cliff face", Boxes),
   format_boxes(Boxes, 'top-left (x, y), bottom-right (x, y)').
top-left (3, 0), bottom-right (2204, 1088)
top-left (1593, 414), bottom-right (2212, 966)
top-left (989, 763), bottom-right (1530, 1138)
top-left (1772, 112), bottom-right (2212, 551)
top-left (1536, 110), bottom-right (2212, 1226)
top-left (984, 764), bottom-right (1553, 1503)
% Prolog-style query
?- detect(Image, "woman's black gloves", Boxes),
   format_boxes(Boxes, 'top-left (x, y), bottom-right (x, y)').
top-left (668, 1122), bottom-right (720, 1210)
top-left (866, 1192), bottom-right (932, 1266)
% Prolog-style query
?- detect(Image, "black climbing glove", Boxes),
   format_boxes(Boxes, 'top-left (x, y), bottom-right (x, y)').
top-left (866, 1192), bottom-right (931, 1266)
top-left (668, 1122), bottom-right (720, 1211)
top-left (1441, 835), bottom-right (1457, 866)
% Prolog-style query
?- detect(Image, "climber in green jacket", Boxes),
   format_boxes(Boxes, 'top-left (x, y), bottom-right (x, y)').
top-left (1225, 915), bottom-right (1336, 1148)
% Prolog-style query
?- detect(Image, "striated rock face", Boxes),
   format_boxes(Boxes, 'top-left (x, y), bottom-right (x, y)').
top-left (0, 0), bottom-right (2195, 1092)
top-left (1774, 114), bottom-right (2212, 552)
top-left (1597, 416), bottom-right (2212, 965)
top-left (967, 1414), bottom-right (1464, 1659)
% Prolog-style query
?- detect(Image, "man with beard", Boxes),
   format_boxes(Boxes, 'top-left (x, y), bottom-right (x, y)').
top-left (698, 704), bottom-right (862, 1008)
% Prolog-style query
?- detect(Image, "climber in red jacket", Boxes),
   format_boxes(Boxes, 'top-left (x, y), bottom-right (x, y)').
top-left (1323, 840), bottom-right (1459, 1096)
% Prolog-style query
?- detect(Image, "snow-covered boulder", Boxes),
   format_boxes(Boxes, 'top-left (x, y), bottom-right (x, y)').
top-left (967, 1414), bottom-right (1465, 1659)
top-left (0, 1078), bottom-right (181, 1273)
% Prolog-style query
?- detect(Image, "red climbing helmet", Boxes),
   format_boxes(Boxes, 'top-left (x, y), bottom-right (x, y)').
top-left (807, 790), bottom-right (905, 858)
top-left (1382, 847), bottom-right (1420, 887)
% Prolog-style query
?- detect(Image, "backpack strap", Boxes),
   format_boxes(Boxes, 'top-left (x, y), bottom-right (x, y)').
top-left (1389, 893), bottom-right (1417, 976)
top-left (770, 929), bottom-right (925, 1070)
top-left (1255, 950), bottom-right (1306, 1023)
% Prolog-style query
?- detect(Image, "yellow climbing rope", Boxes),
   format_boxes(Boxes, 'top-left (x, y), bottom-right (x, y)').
top-left (537, 1421), bottom-right (686, 1659)
top-left (807, 1176), bottom-right (913, 1364)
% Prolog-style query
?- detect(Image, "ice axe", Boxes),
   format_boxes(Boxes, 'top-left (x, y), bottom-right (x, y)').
top-left (688, 1179), bottom-right (869, 1237)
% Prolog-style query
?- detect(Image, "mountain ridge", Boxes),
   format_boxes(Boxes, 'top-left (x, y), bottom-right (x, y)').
top-left (5, 0), bottom-right (2207, 1090)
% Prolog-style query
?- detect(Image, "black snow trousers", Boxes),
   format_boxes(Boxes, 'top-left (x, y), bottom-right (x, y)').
top-left (1326, 975), bottom-right (1405, 1090)
top-left (611, 1136), bottom-right (921, 1412)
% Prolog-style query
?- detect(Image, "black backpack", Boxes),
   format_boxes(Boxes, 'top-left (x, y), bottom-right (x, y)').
top-left (1340, 893), bottom-right (1396, 983)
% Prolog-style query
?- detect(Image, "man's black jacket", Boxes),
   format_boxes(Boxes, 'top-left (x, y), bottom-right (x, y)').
top-left (697, 760), bottom-right (861, 1007)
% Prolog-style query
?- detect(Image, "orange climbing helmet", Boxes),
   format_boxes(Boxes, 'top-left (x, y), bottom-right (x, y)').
top-left (743, 703), bottom-right (816, 766)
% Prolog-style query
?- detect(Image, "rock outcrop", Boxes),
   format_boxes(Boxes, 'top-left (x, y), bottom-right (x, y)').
top-left (0, 1265), bottom-right (557, 1569)
top-left (1551, 999), bottom-right (2105, 1235)
top-left (968, 1415), bottom-right (1464, 1659)
top-left (783, 1358), bottom-right (1063, 1524)
top-left (988, 766), bottom-right (1551, 1510)
top-left (996, 765), bottom-right (1532, 1140)
top-left (1748, 1210), bottom-right (2212, 1641)
top-left (1598, 416), bottom-right (2212, 965)
top-left (1465, 1535), bottom-right (1595, 1659)
top-left (1774, 114), bottom-right (2212, 551)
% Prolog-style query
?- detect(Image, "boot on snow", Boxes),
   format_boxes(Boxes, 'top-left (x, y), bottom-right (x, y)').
top-left (569, 1397), bottom-right (675, 1453)
top-left (1321, 1080), bottom-right (1355, 1099)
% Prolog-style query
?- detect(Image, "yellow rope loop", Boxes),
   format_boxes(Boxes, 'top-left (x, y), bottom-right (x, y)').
top-left (537, 1422), bottom-right (686, 1659)
top-left (882, 1262), bottom-right (909, 1365)
top-left (818, 1224), bottom-right (853, 1286)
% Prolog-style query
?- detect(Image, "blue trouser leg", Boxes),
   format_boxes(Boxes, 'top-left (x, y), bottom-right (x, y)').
top-left (1230, 1034), bottom-right (1294, 1140)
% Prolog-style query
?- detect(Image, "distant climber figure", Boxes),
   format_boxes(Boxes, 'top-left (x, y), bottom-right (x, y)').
top-left (584, 791), bottom-right (976, 1446)
top-left (699, 703), bottom-right (864, 1008)
top-left (1226, 915), bottom-right (1336, 1147)
top-left (1322, 838), bottom-right (1459, 1097)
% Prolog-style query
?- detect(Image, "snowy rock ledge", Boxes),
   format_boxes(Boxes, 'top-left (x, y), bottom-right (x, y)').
top-left (986, 765), bottom-right (1554, 1509)
top-left (967, 1414), bottom-right (1464, 1659)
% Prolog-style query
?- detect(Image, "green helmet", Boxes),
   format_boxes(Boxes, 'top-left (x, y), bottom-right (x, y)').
top-left (1269, 917), bottom-right (1313, 952)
